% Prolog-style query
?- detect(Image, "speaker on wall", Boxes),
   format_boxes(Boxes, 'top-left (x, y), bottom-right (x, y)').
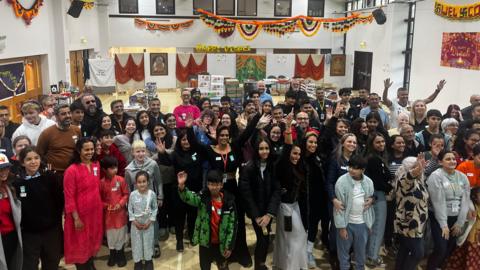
top-left (68, 0), bottom-right (84, 18)
top-left (372, 8), bottom-right (386, 25)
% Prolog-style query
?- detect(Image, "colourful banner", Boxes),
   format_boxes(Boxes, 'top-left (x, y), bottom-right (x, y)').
top-left (434, 0), bottom-right (480, 21)
top-left (134, 18), bottom-right (194, 31)
top-left (440, 32), bottom-right (480, 70)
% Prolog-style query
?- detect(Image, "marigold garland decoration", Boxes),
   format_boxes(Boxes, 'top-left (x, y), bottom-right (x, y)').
top-left (7, 0), bottom-right (44, 25)
top-left (197, 8), bottom-right (374, 40)
top-left (297, 19), bottom-right (322, 37)
top-left (237, 24), bottom-right (263, 40)
top-left (434, 0), bottom-right (480, 21)
top-left (134, 18), bottom-right (194, 31)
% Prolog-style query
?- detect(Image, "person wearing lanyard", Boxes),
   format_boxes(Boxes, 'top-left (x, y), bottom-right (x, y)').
top-left (0, 153), bottom-right (22, 270)
top-left (205, 112), bottom-right (267, 268)
top-left (426, 150), bottom-right (470, 270)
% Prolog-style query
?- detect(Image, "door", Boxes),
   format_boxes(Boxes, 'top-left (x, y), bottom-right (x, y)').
top-left (69, 50), bottom-right (85, 91)
top-left (353, 51), bottom-right (373, 91)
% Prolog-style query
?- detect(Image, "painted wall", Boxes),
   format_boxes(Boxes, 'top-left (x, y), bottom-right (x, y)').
top-left (409, 0), bottom-right (480, 110)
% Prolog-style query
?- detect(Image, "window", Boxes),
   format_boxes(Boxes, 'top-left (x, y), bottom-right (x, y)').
top-left (216, 0), bottom-right (235, 15)
top-left (156, 0), bottom-right (175, 14)
top-left (194, 0), bottom-right (213, 15)
top-left (238, 0), bottom-right (257, 16)
top-left (308, 0), bottom-right (324, 17)
top-left (119, 0), bottom-right (138, 14)
top-left (274, 0), bottom-right (291, 17)
top-left (347, 0), bottom-right (390, 11)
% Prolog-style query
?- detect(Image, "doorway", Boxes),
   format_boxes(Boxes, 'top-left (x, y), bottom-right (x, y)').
top-left (69, 50), bottom-right (89, 91)
top-left (353, 51), bottom-right (373, 91)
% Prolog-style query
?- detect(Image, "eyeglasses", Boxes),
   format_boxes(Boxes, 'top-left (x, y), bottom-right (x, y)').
top-left (85, 100), bottom-right (95, 105)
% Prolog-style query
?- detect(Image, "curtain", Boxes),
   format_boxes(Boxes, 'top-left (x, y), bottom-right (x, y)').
top-left (114, 54), bottom-right (145, 84)
top-left (176, 53), bottom-right (207, 83)
top-left (294, 54), bottom-right (325, 81)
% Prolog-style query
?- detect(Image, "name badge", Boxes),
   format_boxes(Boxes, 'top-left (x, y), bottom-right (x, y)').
top-left (229, 155), bottom-right (234, 162)
top-left (93, 167), bottom-right (98, 176)
top-left (192, 153), bottom-right (197, 161)
top-left (112, 187), bottom-right (118, 192)
top-left (467, 173), bottom-right (474, 177)
top-left (20, 186), bottom-right (26, 197)
top-left (222, 173), bottom-right (228, 183)
top-left (216, 157), bottom-right (221, 161)
top-left (341, 166), bottom-right (348, 170)
top-left (217, 209), bottom-right (222, 215)
top-left (72, 135), bottom-right (78, 143)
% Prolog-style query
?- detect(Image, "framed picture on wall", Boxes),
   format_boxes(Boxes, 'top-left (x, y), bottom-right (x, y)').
top-left (330, 54), bottom-right (346, 76)
top-left (150, 53), bottom-right (168, 76)
top-left (119, 0), bottom-right (139, 14)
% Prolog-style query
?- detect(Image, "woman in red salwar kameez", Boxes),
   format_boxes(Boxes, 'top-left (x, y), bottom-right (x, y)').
top-left (63, 137), bottom-right (103, 270)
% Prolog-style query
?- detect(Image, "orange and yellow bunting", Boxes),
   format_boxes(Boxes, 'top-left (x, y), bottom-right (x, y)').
top-left (8, 0), bottom-right (43, 25)
top-left (134, 18), bottom-right (194, 31)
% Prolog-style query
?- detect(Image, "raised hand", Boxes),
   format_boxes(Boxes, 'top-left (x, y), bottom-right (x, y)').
top-left (436, 79), bottom-right (446, 91)
top-left (384, 78), bottom-right (393, 89)
top-left (185, 113), bottom-right (194, 128)
top-left (257, 114), bottom-right (272, 129)
top-left (285, 108), bottom-right (294, 127)
top-left (155, 138), bottom-right (166, 153)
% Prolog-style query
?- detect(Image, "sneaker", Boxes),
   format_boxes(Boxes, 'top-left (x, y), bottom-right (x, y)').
top-left (176, 241), bottom-right (184, 252)
top-left (366, 257), bottom-right (386, 268)
top-left (307, 252), bottom-right (317, 269)
top-left (153, 246), bottom-right (161, 258)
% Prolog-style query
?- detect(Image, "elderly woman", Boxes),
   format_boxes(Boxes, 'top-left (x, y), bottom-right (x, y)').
top-left (441, 118), bottom-right (459, 150)
top-left (394, 155), bottom-right (429, 270)
top-left (388, 112), bottom-right (410, 136)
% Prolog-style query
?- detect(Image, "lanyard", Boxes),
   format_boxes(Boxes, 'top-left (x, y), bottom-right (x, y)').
top-left (220, 153), bottom-right (228, 172)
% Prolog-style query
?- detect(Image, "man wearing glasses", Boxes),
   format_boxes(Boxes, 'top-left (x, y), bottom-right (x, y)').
top-left (81, 93), bottom-right (105, 137)
top-left (173, 89), bottom-right (200, 128)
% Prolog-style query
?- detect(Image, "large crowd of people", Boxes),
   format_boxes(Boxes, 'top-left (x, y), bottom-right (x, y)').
top-left (0, 79), bottom-right (480, 270)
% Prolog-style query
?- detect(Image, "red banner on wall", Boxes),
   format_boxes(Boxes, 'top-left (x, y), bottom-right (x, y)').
top-left (114, 54), bottom-right (145, 84)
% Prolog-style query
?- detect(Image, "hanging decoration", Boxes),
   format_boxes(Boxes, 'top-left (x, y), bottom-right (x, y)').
top-left (134, 18), bottom-right (194, 31)
top-left (200, 14), bottom-right (236, 38)
top-left (0, 62), bottom-right (26, 101)
top-left (294, 55), bottom-right (325, 81)
top-left (197, 8), bottom-right (374, 41)
top-left (297, 19), bottom-right (322, 37)
top-left (434, 0), bottom-right (480, 21)
top-left (82, 0), bottom-right (95, 10)
top-left (176, 54), bottom-right (207, 83)
top-left (7, 0), bottom-right (44, 25)
top-left (237, 24), bottom-right (263, 41)
top-left (114, 54), bottom-right (145, 84)
top-left (236, 55), bottom-right (266, 83)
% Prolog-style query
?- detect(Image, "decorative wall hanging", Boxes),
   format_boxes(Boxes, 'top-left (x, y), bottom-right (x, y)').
top-left (236, 55), bottom-right (266, 83)
top-left (330, 54), bottom-right (346, 76)
top-left (195, 44), bottom-right (252, 53)
top-left (7, 0), bottom-right (44, 25)
top-left (440, 32), bottom-right (480, 70)
top-left (294, 54), bottom-right (325, 80)
top-left (114, 54), bottom-right (145, 84)
top-left (197, 8), bottom-right (374, 41)
top-left (82, 0), bottom-right (95, 10)
top-left (176, 54), bottom-right (207, 83)
top-left (134, 18), bottom-right (194, 31)
top-left (434, 0), bottom-right (480, 21)
top-left (0, 62), bottom-right (26, 101)
top-left (150, 53), bottom-right (168, 76)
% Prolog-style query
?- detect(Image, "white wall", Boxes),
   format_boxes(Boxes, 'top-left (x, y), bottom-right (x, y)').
top-left (345, 3), bottom-right (408, 96)
top-left (409, 0), bottom-right (480, 110)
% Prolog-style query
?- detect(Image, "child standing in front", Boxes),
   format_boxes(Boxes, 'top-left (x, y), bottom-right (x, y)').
top-left (99, 156), bottom-right (129, 267)
top-left (128, 171), bottom-right (158, 270)
top-left (334, 155), bottom-right (375, 270)
top-left (177, 170), bottom-right (236, 270)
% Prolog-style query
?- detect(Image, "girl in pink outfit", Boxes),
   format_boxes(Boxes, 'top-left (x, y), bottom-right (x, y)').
top-left (63, 137), bottom-right (103, 269)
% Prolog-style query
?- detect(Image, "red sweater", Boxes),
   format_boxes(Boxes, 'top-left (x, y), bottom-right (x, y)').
top-left (97, 144), bottom-right (127, 178)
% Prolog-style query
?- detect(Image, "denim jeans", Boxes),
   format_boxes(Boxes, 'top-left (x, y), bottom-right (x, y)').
top-left (395, 235), bottom-right (424, 270)
top-left (367, 190), bottom-right (387, 261)
top-left (336, 223), bottom-right (369, 270)
top-left (426, 212), bottom-right (458, 270)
